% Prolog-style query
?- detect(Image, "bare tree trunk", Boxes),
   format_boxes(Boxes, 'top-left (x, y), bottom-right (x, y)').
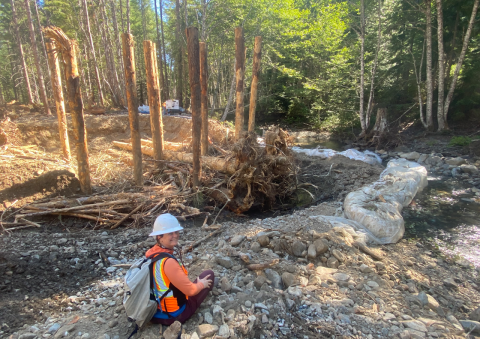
top-left (34, 0), bottom-right (49, 78)
top-left (442, 0), bottom-right (479, 125)
top-left (248, 36), bottom-right (262, 133)
top-left (119, 0), bottom-right (125, 33)
top-left (445, 12), bottom-right (459, 87)
top-left (186, 27), bottom-right (201, 188)
top-left (436, 0), bottom-right (445, 131)
top-left (44, 26), bottom-right (92, 194)
top-left (0, 82), bottom-right (5, 106)
top-left (184, 0), bottom-right (188, 27)
top-left (126, 0), bottom-right (130, 33)
top-left (365, 0), bottom-right (382, 129)
top-left (144, 41), bottom-right (164, 163)
top-left (359, 0), bottom-right (366, 135)
top-left (372, 107), bottom-right (388, 136)
top-left (110, 0), bottom-right (126, 105)
top-left (8, 43), bottom-right (19, 102)
top-left (159, 0), bottom-right (169, 98)
top-left (24, 0), bottom-right (51, 115)
top-left (122, 33), bottom-right (143, 186)
top-left (175, 0), bottom-right (183, 107)
top-left (140, 0), bottom-right (147, 40)
top-left (81, 0), bottom-right (105, 106)
top-left (425, 0), bottom-right (434, 130)
top-left (11, 0), bottom-right (33, 104)
top-left (201, 0), bottom-right (206, 41)
top-left (46, 40), bottom-right (71, 161)
top-left (100, 0), bottom-right (122, 106)
top-left (411, 40), bottom-right (427, 128)
top-left (200, 41), bottom-right (208, 155)
top-left (221, 60), bottom-right (236, 121)
top-left (234, 27), bottom-right (245, 140)
top-left (154, 0), bottom-right (166, 101)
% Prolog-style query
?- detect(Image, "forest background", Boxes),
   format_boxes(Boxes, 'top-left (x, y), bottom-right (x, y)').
top-left (0, 0), bottom-right (479, 136)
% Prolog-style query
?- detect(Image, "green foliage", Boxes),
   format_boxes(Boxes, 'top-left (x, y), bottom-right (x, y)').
top-left (449, 136), bottom-right (472, 146)
top-left (0, 0), bottom-right (479, 131)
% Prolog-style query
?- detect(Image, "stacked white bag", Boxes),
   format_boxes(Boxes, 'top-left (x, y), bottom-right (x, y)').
top-left (343, 159), bottom-right (427, 244)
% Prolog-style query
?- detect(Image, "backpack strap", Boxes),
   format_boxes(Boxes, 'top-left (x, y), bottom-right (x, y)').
top-left (148, 253), bottom-right (178, 319)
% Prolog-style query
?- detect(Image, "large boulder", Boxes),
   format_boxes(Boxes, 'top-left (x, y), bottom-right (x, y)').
top-left (399, 152), bottom-right (420, 161)
top-left (461, 164), bottom-right (479, 174)
top-left (445, 157), bottom-right (466, 166)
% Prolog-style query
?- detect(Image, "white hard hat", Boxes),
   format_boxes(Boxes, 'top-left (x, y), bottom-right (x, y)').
top-left (149, 213), bottom-right (184, 237)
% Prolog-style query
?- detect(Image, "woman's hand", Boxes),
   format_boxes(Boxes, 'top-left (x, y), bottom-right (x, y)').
top-left (198, 274), bottom-right (212, 289)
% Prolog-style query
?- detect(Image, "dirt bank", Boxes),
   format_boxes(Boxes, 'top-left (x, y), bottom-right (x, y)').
top-left (13, 112), bottom-right (233, 151)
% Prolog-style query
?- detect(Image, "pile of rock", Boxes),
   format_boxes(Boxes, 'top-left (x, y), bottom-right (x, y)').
top-left (3, 203), bottom-right (480, 339)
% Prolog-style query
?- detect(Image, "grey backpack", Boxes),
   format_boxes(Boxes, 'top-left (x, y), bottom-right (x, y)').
top-left (123, 253), bottom-right (174, 337)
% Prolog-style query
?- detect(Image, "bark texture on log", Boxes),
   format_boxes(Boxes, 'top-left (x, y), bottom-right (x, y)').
top-left (200, 41), bottom-right (209, 155)
top-left (122, 33), bottom-right (143, 186)
top-left (46, 40), bottom-right (71, 161)
top-left (248, 36), bottom-right (262, 133)
top-left (186, 27), bottom-right (202, 187)
top-left (234, 27), bottom-right (245, 140)
top-left (143, 40), bottom-right (164, 163)
top-left (113, 141), bottom-right (237, 175)
top-left (140, 139), bottom-right (183, 151)
top-left (44, 26), bottom-right (91, 194)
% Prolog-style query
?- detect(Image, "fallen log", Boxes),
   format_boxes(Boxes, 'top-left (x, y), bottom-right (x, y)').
top-left (29, 193), bottom-right (147, 209)
top-left (246, 259), bottom-right (279, 271)
top-left (17, 218), bottom-right (42, 228)
top-left (113, 141), bottom-right (237, 175)
top-left (352, 241), bottom-right (384, 261)
top-left (111, 201), bottom-right (146, 229)
top-left (184, 227), bottom-right (224, 253)
top-left (140, 139), bottom-right (185, 151)
top-left (175, 212), bottom-right (209, 221)
top-left (15, 199), bottom-right (130, 219)
top-left (53, 212), bottom-right (112, 223)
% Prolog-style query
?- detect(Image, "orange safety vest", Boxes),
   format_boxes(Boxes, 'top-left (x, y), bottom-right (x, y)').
top-left (152, 256), bottom-right (188, 313)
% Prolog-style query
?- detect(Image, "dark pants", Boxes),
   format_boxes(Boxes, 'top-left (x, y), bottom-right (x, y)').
top-left (151, 270), bottom-right (214, 325)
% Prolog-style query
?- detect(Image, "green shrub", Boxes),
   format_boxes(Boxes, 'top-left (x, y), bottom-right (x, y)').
top-left (449, 136), bottom-right (472, 146)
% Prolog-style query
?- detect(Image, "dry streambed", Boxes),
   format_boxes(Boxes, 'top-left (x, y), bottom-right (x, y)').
top-left (1, 202), bottom-right (479, 339)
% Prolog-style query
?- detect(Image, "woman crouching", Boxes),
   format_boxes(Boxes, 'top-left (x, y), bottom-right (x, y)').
top-left (146, 213), bottom-right (214, 325)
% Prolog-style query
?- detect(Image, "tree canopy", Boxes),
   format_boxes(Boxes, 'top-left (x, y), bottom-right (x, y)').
top-left (0, 0), bottom-right (479, 133)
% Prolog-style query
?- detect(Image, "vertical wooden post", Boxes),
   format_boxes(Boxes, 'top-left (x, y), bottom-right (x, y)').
top-left (200, 41), bottom-right (208, 155)
top-left (248, 36), bottom-right (262, 133)
top-left (186, 27), bottom-right (201, 188)
top-left (143, 40), bottom-right (164, 163)
top-left (44, 27), bottom-right (91, 194)
top-left (234, 27), bottom-right (245, 140)
top-left (46, 40), bottom-right (71, 161)
top-left (122, 33), bottom-right (143, 186)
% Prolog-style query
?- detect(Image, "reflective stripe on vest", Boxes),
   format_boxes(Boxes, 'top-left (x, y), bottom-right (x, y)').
top-left (152, 257), bottom-right (188, 313)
